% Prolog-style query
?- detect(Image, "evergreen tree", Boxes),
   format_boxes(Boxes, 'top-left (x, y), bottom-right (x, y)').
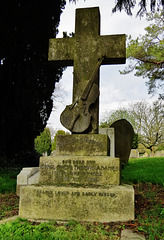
top-left (35, 128), bottom-right (52, 156)
top-left (0, 1), bottom-right (66, 164)
top-left (112, 0), bottom-right (164, 16)
top-left (120, 10), bottom-right (164, 98)
top-left (71, 0), bottom-right (164, 16)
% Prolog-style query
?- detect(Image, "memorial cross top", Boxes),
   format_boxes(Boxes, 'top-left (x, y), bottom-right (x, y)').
top-left (48, 7), bottom-right (126, 134)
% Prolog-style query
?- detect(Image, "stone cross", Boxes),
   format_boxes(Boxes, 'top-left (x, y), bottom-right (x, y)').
top-left (48, 7), bottom-right (126, 134)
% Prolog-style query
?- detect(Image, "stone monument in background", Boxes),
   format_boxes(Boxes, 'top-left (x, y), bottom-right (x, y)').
top-left (18, 7), bottom-right (135, 223)
top-left (110, 119), bottom-right (134, 166)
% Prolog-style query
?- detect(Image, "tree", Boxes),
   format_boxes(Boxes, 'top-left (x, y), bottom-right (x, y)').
top-left (71, 0), bottom-right (164, 16)
top-left (100, 100), bottom-right (164, 152)
top-left (112, 0), bottom-right (164, 16)
top-left (35, 128), bottom-right (52, 156)
top-left (0, 1), bottom-right (66, 163)
top-left (100, 107), bottom-right (139, 149)
top-left (130, 100), bottom-right (164, 152)
top-left (120, 10), bottom-right (164, 98)
top-left (100, 108), bottom-right (137, 130)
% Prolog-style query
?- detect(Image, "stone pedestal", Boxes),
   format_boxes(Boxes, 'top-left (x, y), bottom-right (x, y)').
top-left (18, 134), bottom-right (135, 222)
top-left (56, 134), bottom-right (110, 156)
top-left (19, 185), bottom-right (134, 222)
top-left (39, 156), bottom-right (120, 186)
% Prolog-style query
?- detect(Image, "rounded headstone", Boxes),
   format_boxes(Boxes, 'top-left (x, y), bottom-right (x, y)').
top-left (110, 119), bottom-right (134, 166)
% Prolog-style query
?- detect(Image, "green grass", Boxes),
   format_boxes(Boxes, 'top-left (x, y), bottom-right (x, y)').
top-left (0, 157), bottom-right (164, 239)
top-left (0, 218), bottom-right (120, 240)
top-left (122, 157), bottom-right (164, 185)
top-left (137, 204), bottom-right (164, 240)
top-left (133, 182), bottom-right (164, 239)
top-left (0, 168), bottom-right (21, 193)
top-left (1, 157), bottom-right (163, 194)
top-left (121, 157), bottom-right (164, 239)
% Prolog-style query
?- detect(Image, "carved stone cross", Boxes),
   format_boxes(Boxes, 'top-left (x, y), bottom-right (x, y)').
top-left (48, 7), bottom-right (126, 134)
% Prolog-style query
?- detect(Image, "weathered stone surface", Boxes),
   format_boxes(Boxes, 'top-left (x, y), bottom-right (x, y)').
top-left (99, 128), bottom-right (115, 157)
top-left (0, 216), bottom-right (18, 225)
top-left (18, 7), bottom-right (134, 225)
top-left (39, 156), bottom-right (120, 186)
top-left (130, 149), bottom-right (139, 158)
top-left (56, 134), bottom-right (110, 156)
top-left (19, 185), bottom-right (134, 223)
top-left (154, 150), bottom-right (164, 157)
top-left (121, 229), bottom-right (145, 240)
top-left (48, 7), bottom-right (126, 133)
top-left (143, 150), bottom-right (164, 158)
top-left (17, 167), bottom-right (39, 196)
top-left (110, 119), bottom-right (134, 165)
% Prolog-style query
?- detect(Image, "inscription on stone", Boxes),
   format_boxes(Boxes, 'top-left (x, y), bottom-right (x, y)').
top-left (39, 157), bottom-right (120, 186)
top-left (18, 7), bottom-right (135, 224)
top-left (36, 190), bottom-right (53, 198)
top-left (36, 189), bottom-right (117, 198)
top-left (39, 156), bottom-right (120, 186)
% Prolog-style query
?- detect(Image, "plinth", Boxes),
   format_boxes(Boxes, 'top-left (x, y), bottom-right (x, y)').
top-left (19, 134), bottom-right (134, 222)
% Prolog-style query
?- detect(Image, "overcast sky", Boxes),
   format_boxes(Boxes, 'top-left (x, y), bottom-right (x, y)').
top-left (47, 0), bottom-right (158, 132)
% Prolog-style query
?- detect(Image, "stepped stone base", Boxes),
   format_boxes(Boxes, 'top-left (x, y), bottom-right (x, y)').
top-left (56, 134), bottom-right (110, 156)
top-left (18, 133), bottom-right (135, 223)
top-left (39, 156), bottom-right (120, 186)
top-left (19, 184), bottom-right (134, 222)
top-left (17, 167), bottom-right (39, 196)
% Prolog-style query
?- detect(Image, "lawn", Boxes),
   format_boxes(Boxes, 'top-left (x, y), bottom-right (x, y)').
top-left (0, 157), bottom-right (164, 239)
top-left (0, 168), bottom-right (21, 194)
top-left (122, 157), bottom-right (164, 186)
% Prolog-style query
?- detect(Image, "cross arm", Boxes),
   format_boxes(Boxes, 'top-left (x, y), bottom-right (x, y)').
top-left (99, 34), bottom-right (126, 65)
top-left (48, 37), bottom-right (75, 66)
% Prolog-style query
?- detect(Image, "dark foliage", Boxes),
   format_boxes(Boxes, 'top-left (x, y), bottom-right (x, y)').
top-left (0, 1), bottom-right (66, 165)
top-left (112, 0), bottom-right (164, 16)
top-left (70, 0), bottom-right (164, 16)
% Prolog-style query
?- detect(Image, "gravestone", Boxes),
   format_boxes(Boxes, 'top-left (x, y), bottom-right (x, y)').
top-left (18, 7), bottom-right (134, 223)
top-left (49, 7), bottom-right (125, 134)
top-left (130, 149), bottom-right (139, 158)
top-left (99, 128), bottom-right (115, 157)
top-left (110, 119), bottom-right (134, 166)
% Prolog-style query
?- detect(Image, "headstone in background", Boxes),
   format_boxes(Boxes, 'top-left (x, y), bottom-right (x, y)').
top-left (110, 119), bottom-right (134, 166)
top-left (130, 149), bottom-right (139, 158)
top-left (99, 127), bottom-right (115, 157)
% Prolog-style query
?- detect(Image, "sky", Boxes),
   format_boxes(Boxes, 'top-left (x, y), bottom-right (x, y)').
top-left (47, 0), bottom-right (158, 133)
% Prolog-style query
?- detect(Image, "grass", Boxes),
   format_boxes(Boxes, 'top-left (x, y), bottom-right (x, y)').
top-left (0, 193), bottom-right (19, 220)
top-left (134, 182), bottom-right (164, 239)
top-left (0, 218), bottom-right (120, 240)
top-left (0, 168), bottom-right (21, 193)
top-left (0, 157), bottom-right (164, 239)
top-left (137, 206), bottom-right (164, 240)
top-left (122, 157), bottom-right (164, 186)
top-left (122, 157), bottom-right (164, 239)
